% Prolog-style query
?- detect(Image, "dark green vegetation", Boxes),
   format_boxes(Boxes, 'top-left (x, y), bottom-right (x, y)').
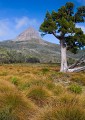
top-left (40, 2), bottom-right (85, 72)
top-left (0, 64), bottom-right (85, 120)
top-left (0, 40), bottom-right (84, 64)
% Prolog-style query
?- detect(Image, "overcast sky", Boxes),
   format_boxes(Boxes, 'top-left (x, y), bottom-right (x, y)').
top-left (0, 0), bottom-right (85, 43)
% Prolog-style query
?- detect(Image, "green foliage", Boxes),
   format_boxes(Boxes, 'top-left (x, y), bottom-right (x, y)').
top-left (11, 77), bottom-right (18, 85)
top-left (75, 6), bottom-right (85, 22)
top-left (41, 68), bottom-right (49, 74)
top-left (0, 48), bottom-right (40, 64)
top-left (40, 2), bottom-right (85, 53)
top-left (26, 57), bottom-right (40, 63)
top-left (0, 40), bottom-right (84, 64)
top-left (69, 84), bottom-right (82, 94)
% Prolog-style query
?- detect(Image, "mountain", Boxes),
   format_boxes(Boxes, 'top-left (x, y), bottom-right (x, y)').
top-left (0, 27), bottom-right (85, 63)
top-left (16, 27), bottom-right (41, 41)
top-left (15, 27), bottom-right (46, 45)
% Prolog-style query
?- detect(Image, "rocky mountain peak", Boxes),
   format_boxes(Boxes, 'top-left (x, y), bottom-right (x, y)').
top-left (16, 27), bottom-right (41, 41)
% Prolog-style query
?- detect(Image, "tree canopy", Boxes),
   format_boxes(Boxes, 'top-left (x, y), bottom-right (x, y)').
top-left (40, 2), bottom-right (85, 54)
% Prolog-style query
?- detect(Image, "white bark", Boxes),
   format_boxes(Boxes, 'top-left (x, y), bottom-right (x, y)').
top-left (68, 66), bottom-right (85, 72)
top-left (60, 39), bottom-right (68, 72)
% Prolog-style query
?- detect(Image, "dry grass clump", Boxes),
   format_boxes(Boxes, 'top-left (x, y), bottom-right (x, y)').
top-left (34, 93), bottom-right (85, 120)
top-left (53, 85), bottom-right (65, 95)
top-left (35, 105), bottom-right (85, 120)
top-left (26, 86), bottom-right (52, 107)
top-left (0, 80), bottom-right (37, 120)
top-left (0, 64), bottom-right (85, 120)
top-left (70, 73), bottom-right (85, 85)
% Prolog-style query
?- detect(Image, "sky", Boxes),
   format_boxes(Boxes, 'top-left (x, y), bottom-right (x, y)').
top-left (0, 0), bottom-right (85, 43)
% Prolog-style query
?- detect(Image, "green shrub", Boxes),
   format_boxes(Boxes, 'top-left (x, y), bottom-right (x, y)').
top-left (69, 84), bottom-right (82, 94)
top-left (41, 68), bottom-right (49, 74)
top-left (11, 77), bottom-right (18, 85)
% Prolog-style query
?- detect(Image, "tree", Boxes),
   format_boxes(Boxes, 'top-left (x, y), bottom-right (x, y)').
top-left (40, 2), bottom-right (85, 72)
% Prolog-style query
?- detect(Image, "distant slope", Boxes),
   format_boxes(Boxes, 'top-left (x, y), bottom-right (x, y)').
top-left (0, 27), bottom-right (85, 63)
top-left (0, 39), bottom-right (84, 63)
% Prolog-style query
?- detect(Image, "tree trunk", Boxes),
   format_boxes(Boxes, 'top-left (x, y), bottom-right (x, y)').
top-left (60, 39), bottom-right (68, 72)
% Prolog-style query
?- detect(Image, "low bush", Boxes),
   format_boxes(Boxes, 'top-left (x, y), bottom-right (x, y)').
top-left (41, 68), bottom-right (49, 74)
top-left (69, 84), bottom-right (82, 94)
top-left (11, 77), bottom-right (18, 85)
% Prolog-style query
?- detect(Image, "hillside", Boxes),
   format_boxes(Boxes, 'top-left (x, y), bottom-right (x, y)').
top-left (0, 27), bottom-right (85, 63)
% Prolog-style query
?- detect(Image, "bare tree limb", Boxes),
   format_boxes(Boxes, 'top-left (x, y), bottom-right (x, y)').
top-left (68, 66), bottom-right (85, 72)
top-left (68, 54), bottom-right (85, 69)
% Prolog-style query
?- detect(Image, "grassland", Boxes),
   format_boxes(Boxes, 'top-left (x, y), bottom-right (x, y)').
top-left (0, 63), bottom-right (85, 120)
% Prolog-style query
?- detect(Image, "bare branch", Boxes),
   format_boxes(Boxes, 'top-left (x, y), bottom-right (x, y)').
top-left (52, 31), bottom-right (60, 40)
top-left (68, 54), bottom-right (85, 69)
top-left (68, 66), bottom-right (85, 72)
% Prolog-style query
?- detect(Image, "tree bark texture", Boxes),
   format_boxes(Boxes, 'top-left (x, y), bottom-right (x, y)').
top-left (60, 39), bottom-right (68, 72)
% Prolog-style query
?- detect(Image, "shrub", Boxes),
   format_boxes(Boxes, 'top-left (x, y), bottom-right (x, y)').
top-left (69, 84), bottom-right (82, 94)
top-left (26, 57), bottom-right (40, 63)
top-left (41, 68), bottom-right (49, 74)
top-left (11, 77), bottom-right (18, 85)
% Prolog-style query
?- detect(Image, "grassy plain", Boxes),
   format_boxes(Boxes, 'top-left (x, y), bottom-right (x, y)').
top-left (0, 63), bottom-right (85, 120)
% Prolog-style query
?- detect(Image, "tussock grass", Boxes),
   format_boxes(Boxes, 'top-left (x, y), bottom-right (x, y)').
top-left (69, 84), bottom-right (82, 94)
top-left (70, 73), bottom-right (85, 85)
top-left (36, 105), bottom-right (85, 120)
top-left (33, 93), bottom-right (85, 120)
top-left (26, 86), bottom-right (52, 106)
top-left (0, 80), bottom-right (37, 120)
top-left (0, 64), bottom-right (85, 120)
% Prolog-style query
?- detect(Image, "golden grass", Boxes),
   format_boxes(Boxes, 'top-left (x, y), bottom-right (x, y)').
top-left (0, 80), bottom-right (37, 120)
top-left (0, 63), bottom-right (85, 120)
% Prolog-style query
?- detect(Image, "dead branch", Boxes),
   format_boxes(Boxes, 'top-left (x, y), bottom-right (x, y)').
top-left (68, 66), bottom-right (85, 72)
top-left (68, 54), bottom-right (85, 69)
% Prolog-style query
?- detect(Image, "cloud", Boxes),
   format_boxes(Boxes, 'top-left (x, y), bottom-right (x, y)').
top-left (76, 24), bottom-right (85, 33)
top-left (0, 19), bottom-right (10, 36)
top-left (0, 16), bottom-right (39, 41)
top-left (15, 16), bottom-right (37, 29)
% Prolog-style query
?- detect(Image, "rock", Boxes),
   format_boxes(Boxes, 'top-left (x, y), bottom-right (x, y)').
top-left (16, 27), bottom-right (41, 41)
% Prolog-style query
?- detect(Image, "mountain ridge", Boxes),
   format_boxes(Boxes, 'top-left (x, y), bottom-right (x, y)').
top-left (0, 27), bottom-right (85, 63)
